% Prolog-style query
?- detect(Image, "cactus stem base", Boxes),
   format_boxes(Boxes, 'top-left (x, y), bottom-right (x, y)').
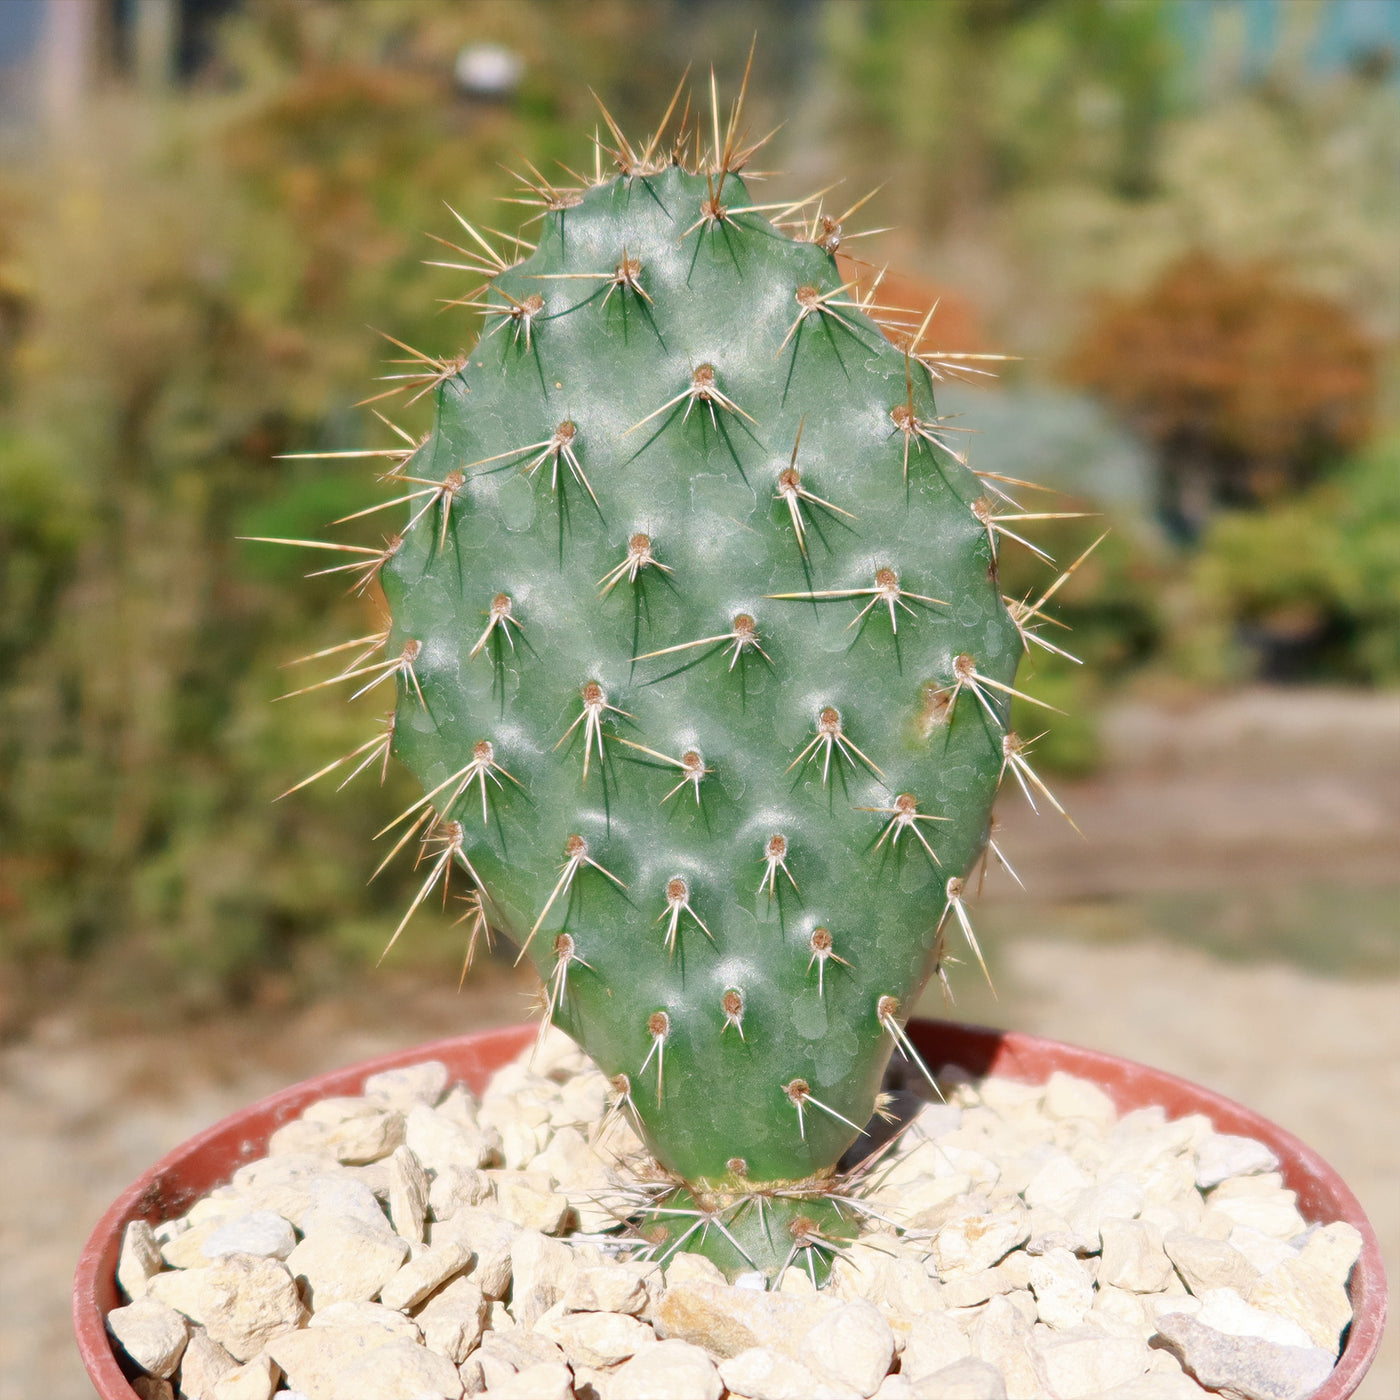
top-left (634, 1183), bottom-right (860, 1284)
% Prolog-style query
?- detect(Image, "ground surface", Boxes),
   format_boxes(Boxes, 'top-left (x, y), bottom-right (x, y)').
top-left (3, 687), bottom-right (1395, 1397)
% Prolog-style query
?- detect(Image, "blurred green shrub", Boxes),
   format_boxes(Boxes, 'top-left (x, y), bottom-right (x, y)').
top-left (1174, 434), bottom-right (1400, 684)
top-left (828, 0), bottom-right (1179, 230)
top-left (0, 0), bottom-right (714, 1004)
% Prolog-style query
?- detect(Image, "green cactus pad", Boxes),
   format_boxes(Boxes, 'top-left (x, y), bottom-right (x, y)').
top-left (350, 153), bottom-right (1026, 1277)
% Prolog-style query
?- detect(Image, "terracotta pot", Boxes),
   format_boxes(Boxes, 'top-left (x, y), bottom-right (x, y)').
top-left (75, 1018), bottom-right (1387, 1397)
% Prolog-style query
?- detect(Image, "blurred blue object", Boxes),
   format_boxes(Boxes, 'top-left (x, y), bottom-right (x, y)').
top-left (939, 382), bottom-right (1159, 535)
top-left (1173, 0), bottom-right (1400, 87)
top-left (0, 0), bottom-right (43, 65)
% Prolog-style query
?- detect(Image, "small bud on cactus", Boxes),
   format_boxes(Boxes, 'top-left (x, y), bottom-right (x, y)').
top-left (271, 71), bottom-right (1081, 1281)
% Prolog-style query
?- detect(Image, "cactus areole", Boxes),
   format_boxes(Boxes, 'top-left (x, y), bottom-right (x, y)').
top-left (275, 87), bottom-right (1068, 1280)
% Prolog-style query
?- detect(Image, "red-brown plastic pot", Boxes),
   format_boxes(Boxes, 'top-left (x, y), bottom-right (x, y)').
top-left (75, 1018), bottom-right (1386, 1397)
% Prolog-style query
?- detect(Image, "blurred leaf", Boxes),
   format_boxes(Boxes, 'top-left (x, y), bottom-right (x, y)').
top-left (1179, 434), bottom-right (1400, 682)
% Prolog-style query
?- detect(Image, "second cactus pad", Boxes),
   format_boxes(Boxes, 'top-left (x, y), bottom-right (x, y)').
top-left (381, 163), bottom-right (1021, 1246)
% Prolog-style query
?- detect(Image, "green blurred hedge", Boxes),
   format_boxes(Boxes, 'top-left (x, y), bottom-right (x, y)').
top-left (0, 1), bottom-right (700, 999)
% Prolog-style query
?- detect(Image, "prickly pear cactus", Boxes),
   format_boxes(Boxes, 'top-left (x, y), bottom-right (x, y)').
top-left (272, 90), bottom-right (1067, 1280)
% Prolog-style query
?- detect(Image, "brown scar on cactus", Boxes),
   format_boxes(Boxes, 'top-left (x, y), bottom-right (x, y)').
top-left (914, 679), bottom-right (955, 740)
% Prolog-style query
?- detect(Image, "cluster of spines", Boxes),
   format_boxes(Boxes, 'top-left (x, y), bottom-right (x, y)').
top-left (256, 63), bottom-right (1100, 1162)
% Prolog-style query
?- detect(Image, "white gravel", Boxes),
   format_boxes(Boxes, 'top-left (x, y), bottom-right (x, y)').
top-left (97, 1030), bottom-right (1362, 1400)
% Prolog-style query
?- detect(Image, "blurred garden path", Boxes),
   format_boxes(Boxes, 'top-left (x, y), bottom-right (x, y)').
top-left (993, 686), bottom-right (1399, 900)
top-left (3, 688), bottom-right (1395, 1398)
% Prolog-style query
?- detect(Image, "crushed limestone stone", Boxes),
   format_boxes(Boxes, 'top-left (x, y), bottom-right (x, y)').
top-left (106, 1030), bottom-right (1359, 1400)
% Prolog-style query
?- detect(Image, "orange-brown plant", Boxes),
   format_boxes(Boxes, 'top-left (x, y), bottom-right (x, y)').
top-left (1065, 252), bottom-right (1375, 535)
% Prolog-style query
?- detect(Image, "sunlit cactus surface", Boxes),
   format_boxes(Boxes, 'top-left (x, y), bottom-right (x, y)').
top-left (267, 74), bottom-right (1081, 1279)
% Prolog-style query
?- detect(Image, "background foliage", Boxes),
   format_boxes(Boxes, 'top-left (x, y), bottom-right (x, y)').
top-left (1, 0), bottom-right (1395, 1011)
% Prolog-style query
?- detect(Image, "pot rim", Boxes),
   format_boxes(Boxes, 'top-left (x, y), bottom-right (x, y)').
top-left (73, 1016), bottom-right (1386, 1398)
